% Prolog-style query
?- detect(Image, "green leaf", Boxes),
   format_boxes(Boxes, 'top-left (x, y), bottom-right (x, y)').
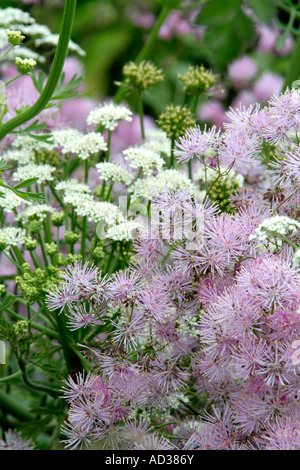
top-left (14, 178), bottom-right (39, 190)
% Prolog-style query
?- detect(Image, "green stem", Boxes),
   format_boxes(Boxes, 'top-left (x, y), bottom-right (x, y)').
top-left (114, 5), bottom-right (171, 104)
top-left (137, 93), bottom-right (145, 141)
top-left (105, 130), bottom-right (112, 162)
top-left (0, 389), bottom-right (34, 421)
top-left (284, 24), bottom-right (300, 89)
top-left (0, 0), bottom-right (77, 141)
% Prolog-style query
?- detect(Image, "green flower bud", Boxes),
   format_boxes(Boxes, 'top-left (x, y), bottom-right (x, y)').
top-left (28, 219), bottom-right (43, 234)
top-left (12, 320), bottom-right (28, 337)
top-left (25, 236), bottom-right (38, 251)
top-left (157, 105), bottom-right (196, 140)
top-left (21, 263), bottom-right (31, 272)
top-left (65, 231), bottom-right (80, 245)
top-left (15, 57), bottom-right (36, 74)
top-left (0, 284), bottom-right (6, 298)
top-left (122, 60), bottom-right (164, 92)
top-left (6, 29), bottom-right (25, 46)
top-left (45, 242), bottom-right (58, 256)
top-left (93, 245), bottom-right (105, 260)
top-left (51, 211), bottom-right (65, 227)
top-left (178, 65), bottom-right (218, 96)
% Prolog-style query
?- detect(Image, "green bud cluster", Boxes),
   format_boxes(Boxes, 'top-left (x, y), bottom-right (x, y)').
top-left (6, 29), bottom-right (25, 46)
top-left (209, 177), bottom-right (240, 214)
top-left (178, 65), bottom-right (218, 95)
top-left (35, 149), bottom-right (62, 169)
top-left (15, 57), bottom-right (36, 74)
top-left (157, 104), bottom-right (196, 140)
top-left (28, 219), bottom-right (43, 234)
top-left (25, 236), bottom-right (38, 251)
top-left (16, 266), bottom-right (61, 304)
top-left (45, 242), bottom-right (58, 256)
top-left (12, 320), bottom-right (28, 338)
top-left (0, 284), bottom-right (6, 297)
top-left (65, 231), bottom-right (80, 245)
top-left (55, 253), bottom-right (82, 267)
top-left (51, 211), bottom-right (65, 227)
top-left (93, 245), bottom-right (105, 260)
top-left (122, 60), bottom-right (164, 91)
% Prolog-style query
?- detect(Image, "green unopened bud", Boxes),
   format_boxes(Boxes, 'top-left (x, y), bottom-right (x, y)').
top-left (51, 211), bottom-right (65, 227)
top-left (178, 65), bottom-right (218, 95)
top-left (122, 60), bottom-right (164, 92)
top-left (0, 236), bottom-right (7, 252)
top-left (157, 104), bottom-right (196, 140)
top-left (21, 262), bottom-right (31, 272)
top-left (15, 57), bottom-right (36, 74)
top-left (6, 29), bottom-right (25, 46)
top-left (65, 231), bottom-right (80, 245)
top-left (45, 242), bottom-right (58, 256)
top-left (93, 245), bottom-right (105, 260)
top-left (12, 320), bottom-right (28, 337)
top-left (25, 236), bottom-right (38, 251)
top-left (0, 284), bottom-right (6, 298)
top-left (28, 219), bottom-right (43, 234)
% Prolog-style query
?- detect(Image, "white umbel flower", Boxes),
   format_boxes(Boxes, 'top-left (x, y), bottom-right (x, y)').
top-left (0, 187), bottom-right (31, 213)
top-left (251, 215), bottom-right (300, 243)
top-left (13, 135), bottom-right (54, 153)
top-left (4, 149), bottom-right (35, 166)
top-left (0, 8), bottom-right (35, 26)
top-left (16, 204), bottom-right (55, 223)
top-left (123, 145), bottom-right (165, 177)
top-left (52, 130), bottom-right (107, 160)
top-left (0, 28), bottom-right (9, 49)
top-left (55, 179), bottom-right (91, 194)
top-left (0, 226), bottom-right (26, 248)
top-left (87, 103), bottom-right (133, 131)
top-left (195, 166), bottom-right (244, 187)
top-left (144, 128), bottom-right (171, 156)
top-left (34, 34), bottom-right (86, 57)
top-left (13, 163), bottom-right (56, 184)
top-left (87, 201), bottom-right (125, 225)
top-left (130, 169), bottom-right (196, 200)
top-left (96, 162), bottom-right (133, 185)
top-left (6, 46), bottom-right (45, 63)
top-left (105, 220), bottom-right (142, 241)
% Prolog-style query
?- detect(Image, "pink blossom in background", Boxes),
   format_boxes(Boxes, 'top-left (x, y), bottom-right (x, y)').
top-left (256, 24), bottom-right (293, 56)
top-left (232, 90), bottom-right (256, 109)
top-left (127, 9), bottom-right (155, 29)
top-left (198, 100), bottom-right (229, 128)
top-left (62, 57), bottom-right (85, 91)
top-left (228, 56), bottom-right (258, 89)
top-left (253, 72), bottom-right (284, 103)
top-left (108, 113), bottom-right (156, 157)
top-left (59, 97), bottom-right (98, 132)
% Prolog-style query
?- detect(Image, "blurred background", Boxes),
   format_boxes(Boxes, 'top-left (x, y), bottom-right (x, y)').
top-left (0, 0), bottom-right (298, 127)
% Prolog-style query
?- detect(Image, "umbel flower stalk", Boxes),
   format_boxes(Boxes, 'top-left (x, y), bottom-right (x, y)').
top-left (0, 0), bottom-right (77, 141)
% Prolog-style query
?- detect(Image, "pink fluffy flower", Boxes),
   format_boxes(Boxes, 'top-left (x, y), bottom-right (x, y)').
top-left (228, 56), bottom-right (258, 89)
top-left (253, 72), bottom-right (284, 103)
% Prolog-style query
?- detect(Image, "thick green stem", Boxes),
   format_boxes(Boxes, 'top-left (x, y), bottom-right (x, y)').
top-left (0, 0), bottom-right (77, 141)
top-left (114, 5), bottom-right (171, 104)
top-left (0, 389), bottom-right (34, 421)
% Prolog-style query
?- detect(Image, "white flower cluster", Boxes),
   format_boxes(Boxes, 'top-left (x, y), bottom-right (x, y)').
top-left (4, 149), bottom-right (35, 166)
top-left (144, 128), bottom-right (171, 156)
top-left (15, 24), bottom-right (51, 38)
top-left (0, 187), bottom-right (30, 213)
top-left (293, 249), bottom-right (300, 267)
top-left (130, 169), bottom-right (196, 201)
top-left (0, 28), bottom-right (9, 49)
top-left (96, 162), bottom-right (133, 185)
top-left (87, 103), bottom-right (133, 131)
top-left (34, 34), bottom-right (86, 57)
top-left (123, 146), bottom-right (165, 177)
top-left (13, 163), bottom-right (56, 184)
top-left (55, 179), bottom-right (91, 194)
top-left (13, 135), bottom-right (54, 154)
top-left (0, 8), bottom-right (35, 26)
top-left (60, 183), bottom-right (124, 226)
top-left (252, 215), bottom-right (300, 243)
top-left (52, 129), bottom-right (107, 160)
top-left (7, 45), bottom-right (45, 63)
top-left (0, 226), bottom-right (27, 248)
top-left (105, 220), bottom-right (142, 241)
top-left (16, 204), bottom-right (55, 224)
